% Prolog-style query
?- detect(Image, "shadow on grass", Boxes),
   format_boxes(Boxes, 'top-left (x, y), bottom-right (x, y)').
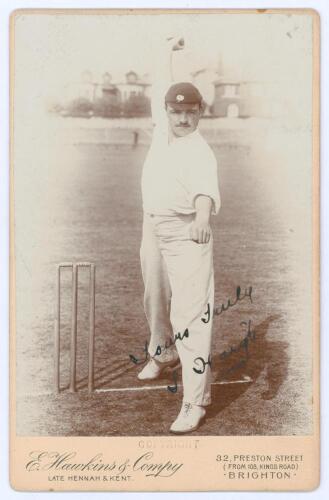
top-left (67, 315), bottom-right (288, 417)
top-left (62, 358), bottom-right (137, 392)
top-left (207, 314), bottom-right (289, 419)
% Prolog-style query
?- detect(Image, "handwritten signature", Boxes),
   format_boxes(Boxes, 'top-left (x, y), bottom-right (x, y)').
top-left (129, 285), bottom-right (254, 393)
top-left (202, 285), bottom-right (253, 323)
top-left (192, 320), bottom-right (256, 375)
top-left (167, 320), bottom-right (256, 392)
top-left (129, 328), bottom-right (189, 365)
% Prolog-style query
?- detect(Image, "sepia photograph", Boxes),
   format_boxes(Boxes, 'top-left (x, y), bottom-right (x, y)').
top-left (9, 7), bottom-right (320, 491)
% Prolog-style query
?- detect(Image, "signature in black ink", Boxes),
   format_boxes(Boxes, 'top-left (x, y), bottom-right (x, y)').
top-left (130, 287), bottom-right (254, 392)
top-left (212, 286), bottom-right (253, 318)
top-left (193, 320), bottom-right (256, 377)
top-left (153, 329), bottom-right (189, 358)
top-left (219, 320), bottom-right (256, 377)
top-left (129, 340), bottom-right (149, 365)
top-left (129, 329), bottom-right (189, 365)
top-left (167, 370), bottom-right (178, 393)
top-left (193, 354), bottom-right (212, 374)
top-left (219, 320), bottom-right (256, 360)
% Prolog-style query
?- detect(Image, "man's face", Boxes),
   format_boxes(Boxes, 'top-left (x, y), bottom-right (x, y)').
top-left (166, 102), bottom-right (202, 138)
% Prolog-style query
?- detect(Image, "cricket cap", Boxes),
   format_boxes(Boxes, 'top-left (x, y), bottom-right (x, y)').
top-left (165, 82), bottom-right (202, 105)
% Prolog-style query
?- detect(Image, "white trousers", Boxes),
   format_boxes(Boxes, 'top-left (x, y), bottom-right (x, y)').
top-left (140, 213), bottom-right (214, 406)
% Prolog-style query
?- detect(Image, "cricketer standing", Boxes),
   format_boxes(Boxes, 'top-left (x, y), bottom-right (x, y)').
top-left (138, 37), bottom-right (221, 433)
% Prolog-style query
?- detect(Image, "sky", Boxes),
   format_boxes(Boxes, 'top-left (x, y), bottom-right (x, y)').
top-left (13, 11), bottom-right (313, 115)
top-left (14, 12), bottom-right (312, 81)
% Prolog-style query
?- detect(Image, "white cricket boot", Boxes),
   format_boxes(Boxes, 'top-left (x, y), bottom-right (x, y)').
top-left (137, 358), bottom-right (179, 381)
top-left (170, 402), bottom-right (206, 434)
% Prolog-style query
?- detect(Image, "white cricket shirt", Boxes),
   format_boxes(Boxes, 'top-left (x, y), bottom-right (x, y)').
top-left (141, 126), bottom-right (221, 216)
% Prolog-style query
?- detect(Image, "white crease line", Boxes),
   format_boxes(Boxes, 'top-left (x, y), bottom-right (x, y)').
top-left (95, 377), bottom-right (252, 393)
top-left (20, 377), bottom-right (253, 398)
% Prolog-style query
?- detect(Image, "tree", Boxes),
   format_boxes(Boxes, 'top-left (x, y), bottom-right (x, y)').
top-left (93, 95), bottom-right (122, 118)
top-left (66, 97), bottom-right (93, 117)
top-left (123, 94), bottom-right (151, 117)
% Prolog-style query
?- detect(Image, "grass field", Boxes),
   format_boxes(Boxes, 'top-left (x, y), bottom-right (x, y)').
top-left (14, 119), bottom-right (313, 436)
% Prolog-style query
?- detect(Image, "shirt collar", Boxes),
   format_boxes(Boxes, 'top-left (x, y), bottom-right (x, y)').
top-left (169, 128), bottom-right (200, 145)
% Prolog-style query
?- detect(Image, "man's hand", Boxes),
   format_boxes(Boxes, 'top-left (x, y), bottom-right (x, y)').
top-left (166, 36), bottom-right (185, 51)
top-left (190, 218), bottom-right (211, 244)
top-left (190, 195), bottom-right (213, 244)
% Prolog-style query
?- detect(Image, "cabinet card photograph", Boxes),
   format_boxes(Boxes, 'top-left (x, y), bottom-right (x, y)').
top-left (10, 8), bottom-right (320, 491)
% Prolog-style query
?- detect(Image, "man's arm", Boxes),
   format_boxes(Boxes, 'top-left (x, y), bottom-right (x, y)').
top-left (150, 37), bottom-right (184, 127)
top-left (189, 195), bottom-right (213, 244)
